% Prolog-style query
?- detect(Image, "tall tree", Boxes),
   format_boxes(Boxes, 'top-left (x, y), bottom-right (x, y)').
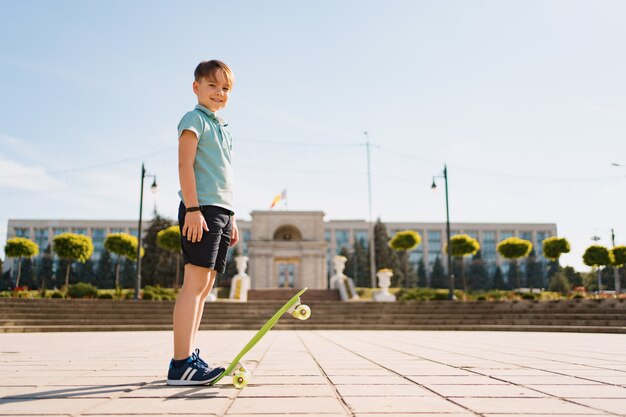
top-left (4, 237), bottom-right (39, 288)
top-left (417, 258), bottom-right (427, 287)
top-left (38, 245), bottom-right (54, 292)
top-left (468, 250), bottom-right (490, 290)
top-left (344, 239), bottom-right (371, 288)
top-left (525, 249), bottom-right (544, 289)
top-left (95, 249), bottom-right (115, 289)
top-left (156, 226), bottom-right (182, 288)
top-left (373, 219), bottom-right (403, 287)
top-left (430, 256), bottom-right (447, 288)
top-left (493, 265), bottom-right (505, 290)
top-left (120, 258), bottom-right (136, 289)
top-left (497, 237), bottom-right (533, 289)
top-left (562, 266), bottom-right (583, 288)
top-left (141, 214), bottom-right (176, 287)
top-left (76, 259), bottom-right (96, 286)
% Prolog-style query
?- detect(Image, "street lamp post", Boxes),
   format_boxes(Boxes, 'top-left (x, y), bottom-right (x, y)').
top-left (135, 162), bottom-right (157, 300)
top-left (432, 165), bottom-right (454, 300)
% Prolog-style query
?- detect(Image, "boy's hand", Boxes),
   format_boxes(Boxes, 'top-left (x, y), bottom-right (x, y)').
top-left (183, 211), bottom-right (209, 243)
top-left (230, 219), bottom-right (239, 247)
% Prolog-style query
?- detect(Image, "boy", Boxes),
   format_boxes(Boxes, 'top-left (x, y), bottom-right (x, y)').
top-left (167, 60), bottom-right (239, 385)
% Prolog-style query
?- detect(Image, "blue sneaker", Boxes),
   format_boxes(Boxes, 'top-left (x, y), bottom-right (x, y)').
top-left (166, 352), bottom-right (225, 386)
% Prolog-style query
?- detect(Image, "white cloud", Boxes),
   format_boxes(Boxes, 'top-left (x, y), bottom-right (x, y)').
top-left (0, 156), bottom-right (65, 191)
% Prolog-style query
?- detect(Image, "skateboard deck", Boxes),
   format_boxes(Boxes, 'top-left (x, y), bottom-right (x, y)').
top-left (210, 287), bottom-right (310, 388)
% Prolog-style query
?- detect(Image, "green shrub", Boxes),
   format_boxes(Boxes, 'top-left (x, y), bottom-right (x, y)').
top-left (50, 291), bottom-right (65, 298)
top-left (0, 291), bottom-right (11, 298)
top-left (548, 272), bottom-right (570, 294)
top-left (521, 293), bottom-right (536, 300)
top-left (67, 283), bottom-right (98, 299)
top-left (97, 293), bottom-right (114, 299)
top-left (476, 295), bottom-right (487, 301)
top-left (431, 292), bottom-right (448, 300)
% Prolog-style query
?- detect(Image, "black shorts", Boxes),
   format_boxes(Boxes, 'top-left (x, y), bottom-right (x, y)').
top-left (178, 202), bottom-right (233, 273)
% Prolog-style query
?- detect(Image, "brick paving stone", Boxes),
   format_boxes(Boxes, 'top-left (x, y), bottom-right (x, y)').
top-left (226, 397), bottom-right (346, 414)
top-left (568, 398), bottom-right (626, 415)
top-left (334, 384), bottom-right (436, 397)
top-left (343, 396), bottom-right (469, 413)
top-left (408, 375), bottom-right (509, 385)
top-left (425, 384), bottom-right (548, 398)
top-left (2, 330), bottom-right (626, 416)
top-left (526, 384), bottom-right (626, 398)
top-left (82, 397), bottom-right (230, 415)
top-left (454, 397), bottom-right (607, 414)
top-left (0, 398), bottom-right (108, 414)
top-left (236, 384), bottom-right (335, 397)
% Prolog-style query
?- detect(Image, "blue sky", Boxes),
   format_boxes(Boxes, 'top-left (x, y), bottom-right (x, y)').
top-left (1, 0), bottom-right (625, 270)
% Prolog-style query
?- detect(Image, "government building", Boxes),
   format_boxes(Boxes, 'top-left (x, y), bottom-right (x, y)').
top-left (5, 213), bottom-right (557, 289)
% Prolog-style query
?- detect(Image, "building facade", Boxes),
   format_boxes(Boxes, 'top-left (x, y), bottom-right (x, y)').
top-left (5, 215), bottom-right (557, 288)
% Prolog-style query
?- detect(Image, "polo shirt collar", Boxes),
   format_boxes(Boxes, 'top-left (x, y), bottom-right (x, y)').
top-left (195, 104), bottom-right (228, 127)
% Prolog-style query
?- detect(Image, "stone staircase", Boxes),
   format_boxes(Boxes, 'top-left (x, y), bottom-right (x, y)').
top-left (1, 297), bottom-right (625, 333)
top-left (247, 288), bottom-right (341, 301)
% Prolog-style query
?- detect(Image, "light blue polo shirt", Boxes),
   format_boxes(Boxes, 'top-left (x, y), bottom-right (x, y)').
top-left (177, 104), bottom-right (234, 213)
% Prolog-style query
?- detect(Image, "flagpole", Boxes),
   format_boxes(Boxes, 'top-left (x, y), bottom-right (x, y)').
top-left (365, 131), bottom-right (377, 288)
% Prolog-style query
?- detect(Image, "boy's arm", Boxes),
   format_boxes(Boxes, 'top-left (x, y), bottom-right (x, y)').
top-left (230, 218), bottom-right (239, 247)
top-left (179, 130), bottom-right (208, 243)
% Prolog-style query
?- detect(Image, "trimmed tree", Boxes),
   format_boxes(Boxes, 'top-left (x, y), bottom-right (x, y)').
top-left (542, 237), bottom-right (571, 278)
top-left (156, 226), bottom-right (182, 288)
top-left (497, 237), bottom-right (533, 289)
top-left (611, 246), bottom-right (626, 294)
top-left (52, 233), bottom-right (94, 290)
top-left (104, 233), bottom-right (144, 290)
top-left (445, 234), bottom-right (480, 292)
top-left (4, 237), bottom-right (39, 288)
top-left (582, 245), bottom-right (613, 293)
top-left (388, 230), bottom-right (421, 288)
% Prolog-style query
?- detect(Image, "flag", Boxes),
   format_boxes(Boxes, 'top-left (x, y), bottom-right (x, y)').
top-left (270, 189), bottom-right (287, 209)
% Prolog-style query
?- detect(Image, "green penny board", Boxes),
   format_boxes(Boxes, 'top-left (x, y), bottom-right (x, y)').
top-left (210, 287), bottom-right (308, 386)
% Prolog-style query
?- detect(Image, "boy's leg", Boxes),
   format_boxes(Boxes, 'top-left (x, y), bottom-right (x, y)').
top-left (172, 263), bottom-right (211, 360)
top-left (192, 269), bottom-right (218, 346)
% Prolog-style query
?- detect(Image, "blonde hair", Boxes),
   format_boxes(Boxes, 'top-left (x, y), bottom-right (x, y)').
top-left (194, 60), bottom-right (234, 88)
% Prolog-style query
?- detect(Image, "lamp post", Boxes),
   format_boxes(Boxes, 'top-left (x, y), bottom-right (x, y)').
top-left (135, 162), bottom-right (157, 300)
top-left (432, 165), bottom-right (454, 300)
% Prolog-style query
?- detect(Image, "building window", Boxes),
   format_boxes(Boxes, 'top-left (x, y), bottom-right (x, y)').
top-left (34, 228), bottom-right (49, 250)
top-left (427, 230), bottom-right (441, 251)
top-left (73, 228), bottom-right (87, 235)
top-left (465, 230), bottom-right (479, 239)
top-left (520, 231), bottom-right (532, 242)
top-left (14, 228), bottom-right (29, 238)
top-left (536, 231), bottom-right (550, 256)
top-left (482, 231), bottom-right (496, 261)
top-left (53, 228), bottom-right (68, 236)
top-left (354, 229), bottom-right (368, 247)
top-left (335, 229), bottom-right (350, 254)
top-left (500, 230), bottom-right (514, 240)
top-left (110, 228), bottom-right (124, 234)
top-left (324, 230), bottom-right (331, 243)
top-left (241, 229), bottom-right (251, 255)
top-left (129, 228), bottom-right (139, 237)
top-left (92, 228), bottom-right (106, 252)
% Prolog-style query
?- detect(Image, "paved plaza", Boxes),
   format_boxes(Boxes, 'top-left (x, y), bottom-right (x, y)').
top-left (1, 330), bottom-right (625, 416)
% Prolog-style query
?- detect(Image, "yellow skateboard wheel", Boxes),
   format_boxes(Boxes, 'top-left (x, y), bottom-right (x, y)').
top-left (292, 304), bottom-right (311, 320)
top-left (233, 370), bottom-right (250, 389)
